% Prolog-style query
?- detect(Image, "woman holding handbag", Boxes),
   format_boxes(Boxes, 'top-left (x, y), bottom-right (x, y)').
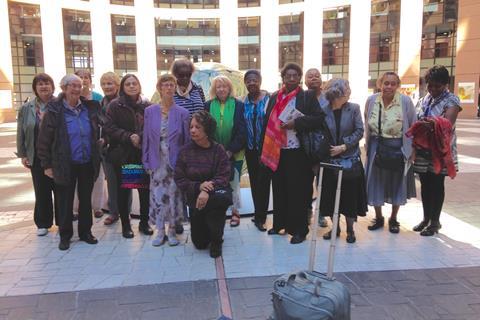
top-left (174, 111), bottom-right (231, 258)
top-left (364, 72), bottom-right (416, 234)
top-left (319, 78), bottom-right (367, 244)
top-left (143, 74), bottom-right (190, 246)
top-left (205, 76), bottom-right (246, 227)
top-left (104, 74), bottom-right (153, 239)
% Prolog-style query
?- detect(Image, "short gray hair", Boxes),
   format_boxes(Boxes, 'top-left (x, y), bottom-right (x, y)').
top-left (60, 74), bottom-right (82, 89)
top-left (324, 78), bottom-right (350, 102)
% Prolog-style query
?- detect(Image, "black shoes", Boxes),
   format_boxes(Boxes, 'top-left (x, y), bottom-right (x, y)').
top-left (413, 220), bottom-right (429, 232)
top-left (323, 227), bottom-right (341, 240)
top-left (58, 238), bottom-right (70, 251)
top-left (368, 217), bottom-right (385, 231)
top-left (290, 234), bottom-right (306, 244)
top-left (254, 221), bottom-right (267, 232)
top-left (79, 234), bottom-right (98, 244)
top-left (122, 226), bottom-right (134, 239)
top-left (420, 223), bottom-right (441, 236)
top-left (388, 219), bottom-right (400, 234)
top-left (210, 243), bottom-right (222, 258)
top-left (346, 231), bottom-right (356, 243)
top-left (268, 228), bottom-right (281, 235)
top-left (139, 222), bottom-right (153, 235)
top-left (175, 223), bottom-right (184, 235)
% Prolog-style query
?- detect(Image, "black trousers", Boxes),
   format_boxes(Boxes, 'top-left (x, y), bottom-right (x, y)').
top-left (245, 148), bottom-right (271, 224)
top-left (271, 148), bottom-right (311, 237)
top-left (419, 171), bottom-right (445, 223)
top-left (114, 166), bottom-right (149, 228)
top-left (56, 163), bottom-right (94, 240)
top-left (190, 203), bottom-right (227, 250)
top-left (31, 158), bottom-right (58, 228)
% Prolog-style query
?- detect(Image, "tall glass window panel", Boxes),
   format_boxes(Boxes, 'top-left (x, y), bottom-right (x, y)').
top-left (111, 15), bottom-right (137, 75)
top-left (369, 0), bottom-right (401, 90)
top-left (279, 13), bottom-right (304, 69)
top-left (421, 0), bottom-right (458, 87)
top-left (62, 9), bottom-right (93, 74)
top-left (156, 18), bottom-right (220, 74)
top-left (238, 0), bottom-right (260, 7)
top-left (110, 0), bottom-right (134, 5)
top-left (322, 7), bottom-right (350, 80)
top-left (154, 0), bottom-right (219, 9)
top-left (8, 2), bottom-right (44, 109)
top-left (239, 17), bottom-right (261, 70)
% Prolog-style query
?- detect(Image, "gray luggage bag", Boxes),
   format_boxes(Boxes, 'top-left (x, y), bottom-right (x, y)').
top-left (271, 163), bottom-right (351, 320)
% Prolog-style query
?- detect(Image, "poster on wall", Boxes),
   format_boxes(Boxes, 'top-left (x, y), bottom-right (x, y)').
top-left (458, 82), bottom-right (475, 103)
top-left (400, 84), bottom-right (417, 102)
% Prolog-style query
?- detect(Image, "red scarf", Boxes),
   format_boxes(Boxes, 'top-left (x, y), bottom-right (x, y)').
top-left (261, 86), bottom-right (300, 171)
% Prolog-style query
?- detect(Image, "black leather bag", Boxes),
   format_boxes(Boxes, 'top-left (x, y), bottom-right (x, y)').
top-left (373, 106), bottom-right (404, 172)
top-left (301, 121), bottom-right (331, 163)
top-left (207, 187), bottom-right (233, 209)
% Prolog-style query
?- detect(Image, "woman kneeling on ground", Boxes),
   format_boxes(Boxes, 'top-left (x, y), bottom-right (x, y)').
top-left (174, 111), bottom-right (231, 258)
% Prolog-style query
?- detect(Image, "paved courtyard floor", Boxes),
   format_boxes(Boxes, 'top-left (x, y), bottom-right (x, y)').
top-left (0, 119), bottom-right (479, 319)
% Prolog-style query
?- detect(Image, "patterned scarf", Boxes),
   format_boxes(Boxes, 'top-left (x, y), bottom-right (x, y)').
top-left (261, 86), bottom-right (300, 171)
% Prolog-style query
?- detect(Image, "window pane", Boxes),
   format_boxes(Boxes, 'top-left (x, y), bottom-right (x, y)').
top-left (238, 16), bottom-right (260, 70)
top-left (279, 13), bottom-right (303, 69)
top-left (62, 9), bottom-right (94, 74)
top-left (322, 7), bottom-right (350, 80)
top-left (111, 15), bottom-right (138, 75)
top-left (154, 1), bottom-right (219, 9)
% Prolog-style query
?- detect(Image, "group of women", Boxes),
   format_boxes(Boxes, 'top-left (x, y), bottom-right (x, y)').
top-left (16, 60), bottom-right (460, 256)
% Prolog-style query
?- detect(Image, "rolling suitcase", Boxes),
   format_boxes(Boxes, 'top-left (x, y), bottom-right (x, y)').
top-left (271, 163), bottom-right (351, 320)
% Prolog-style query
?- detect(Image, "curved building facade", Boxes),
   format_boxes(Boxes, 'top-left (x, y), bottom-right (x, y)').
top-left (0, 0), bottom-right (478, 121)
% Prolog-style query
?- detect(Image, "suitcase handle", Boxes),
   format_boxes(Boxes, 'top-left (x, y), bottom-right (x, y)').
top-left (287, 272), bottom-right (324, 297)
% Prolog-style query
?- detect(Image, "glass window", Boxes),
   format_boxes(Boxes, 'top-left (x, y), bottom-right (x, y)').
top-left (8, 2), bottom-right (44, 109)
top-left (421, 0), bottom-right (458, 88)
top-left (62, 9), bottom-right (93, 74)
top-left (279, 0), bottom-right (303, 4)
top-left (111, 15), bottom-right (137, 75)
top-left (322, 7), bottom-right (350, 80)
top-left (155, 18), bottom-right (220, 74)
top-left (279, 13), bottom-right (303, 69)
top-left (238, 17), bottom-right (260, 70)
top-left (154, 0), bottom-right (219, 9)
top-left (110, 0), bottom-right (134, 5)
top-left (238, 0), bottom-right (260, 7)
top-left (368, 0), bottom-right (401, 90)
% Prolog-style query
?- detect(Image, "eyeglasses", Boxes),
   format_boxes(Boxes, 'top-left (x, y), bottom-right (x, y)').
top-left (67, 84), bottom-right (82, 89)
top-left (161, 83), bottom-right (176, 88)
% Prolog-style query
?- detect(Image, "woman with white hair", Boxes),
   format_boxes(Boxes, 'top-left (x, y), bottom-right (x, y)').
top-left (37, 74), bottom-right (102, 250)
top-left (205, 75), bottom-right (246, 227)
top-left (319, 78), bottom-right (367, 244)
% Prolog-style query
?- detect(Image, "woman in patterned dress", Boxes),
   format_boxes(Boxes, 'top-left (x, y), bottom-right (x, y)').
top-left (412, 66), bottom-right (461, 236)
top-left (143, 74), bottom-right (190, 246)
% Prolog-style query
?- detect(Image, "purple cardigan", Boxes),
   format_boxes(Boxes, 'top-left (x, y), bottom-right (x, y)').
top-left (142, 103), bottom-right (190, 170)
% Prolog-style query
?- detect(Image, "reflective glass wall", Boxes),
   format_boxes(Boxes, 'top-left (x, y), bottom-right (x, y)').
top-left (8, 2), bottom-right (44, 109)
top-left (155, 18), bottom-right (221, 74)
top-left (369, 0), bottom-right (401, 90)
top-left (111, 15), bottom-right (138, 75)
top-left (238, 16), bottom-right (261, 71)
top-left (62, 9), bottom-right (93, 74)
top-left (279, 13), bottom-right (304, 69)
top-left (154, 0), bottom-right (219, 9)
top-left (322, 7), bottom-right (350, 80)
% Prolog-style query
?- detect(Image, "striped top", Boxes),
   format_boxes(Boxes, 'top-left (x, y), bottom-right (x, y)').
top-left (413, 91), bottom-right (461, 175)
top-left (173, 81), bottom-right (206, 116)
top-left (243, 92), bottom-right (269, 150)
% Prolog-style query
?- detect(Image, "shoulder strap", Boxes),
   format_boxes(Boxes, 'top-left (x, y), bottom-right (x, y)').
top-left (377, 104), bottom-right (382, 136)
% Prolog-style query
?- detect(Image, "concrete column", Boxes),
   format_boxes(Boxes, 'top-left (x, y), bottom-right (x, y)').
top-left (0, 0), bottom-right (14, 120)
top-left (454, 0), bottom-right (480, 118)
top-left (219, 0), bottom-right (239, 69)
top-left (261, 0), bottom-right (280, 92)
top-left (348, 0), bottom-right (371, 106)
top-left (303, 0), bottom-right (323, 74)
top-left (134, 0), bottom-right (158, 99)
top-left (398, 0), bottom-right (423, 99)
top-left (90, 0), bottom-right (114, 92)
top-left (40, 0), bottom-right (67, 90)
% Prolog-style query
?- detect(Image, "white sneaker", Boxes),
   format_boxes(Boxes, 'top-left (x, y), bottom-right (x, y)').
top-left (37, 228), bottom-right (48, 236)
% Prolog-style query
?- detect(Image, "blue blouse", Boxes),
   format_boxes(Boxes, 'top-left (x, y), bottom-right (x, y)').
top-left (243, 93), bottom-right (269, 150)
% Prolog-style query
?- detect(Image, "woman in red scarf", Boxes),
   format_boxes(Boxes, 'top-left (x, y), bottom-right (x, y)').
top-left (260, 63), bottom-right (325, 244)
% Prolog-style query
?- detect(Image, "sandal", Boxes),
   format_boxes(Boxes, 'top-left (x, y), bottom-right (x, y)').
top-left (230, 211), bottom-right (241, 227)
top-left (104, 213), bottom-right (119, 225)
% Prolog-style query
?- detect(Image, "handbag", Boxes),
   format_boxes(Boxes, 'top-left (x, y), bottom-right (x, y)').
top-left (301, 125), bottom-right (331, 163)
top-left (373, 105), bottom-right (404, 172)
top-left (120, 163), bottom-right (149, 189)
top-left (207, 187), bottom-right (233, 209)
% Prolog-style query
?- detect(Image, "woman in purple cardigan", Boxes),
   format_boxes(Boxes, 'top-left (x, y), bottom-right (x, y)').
top-left (143, 74), bottom-right (190, 246)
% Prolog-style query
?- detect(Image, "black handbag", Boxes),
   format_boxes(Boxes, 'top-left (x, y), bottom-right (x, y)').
top-left (373, 106), bottom-right (404, 172)
top-left (207, 187), bottom-right (233, 209)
